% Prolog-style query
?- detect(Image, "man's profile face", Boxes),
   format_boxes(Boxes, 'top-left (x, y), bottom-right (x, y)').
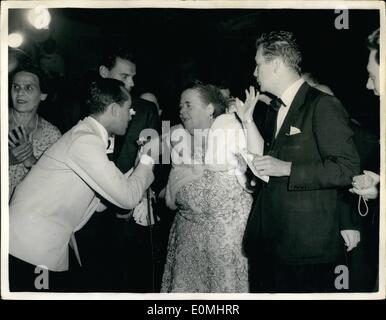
top-left (113, 90), bottom-right (132, 136)
top-left (106, 57), bottom-right (136, 92)
top-left (254, 47), bottom-right (275, 93)
top-left (366, 50), bottom-right (379, 96)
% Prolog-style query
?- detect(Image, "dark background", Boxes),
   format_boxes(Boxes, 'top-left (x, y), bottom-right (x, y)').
top-left (9, 8), bottom-right (380, 133)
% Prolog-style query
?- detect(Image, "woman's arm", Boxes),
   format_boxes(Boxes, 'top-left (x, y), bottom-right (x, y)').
top-left (236, 87), bottom-right (264, 156)
top-left (242, 120), bottom-right (264, 156)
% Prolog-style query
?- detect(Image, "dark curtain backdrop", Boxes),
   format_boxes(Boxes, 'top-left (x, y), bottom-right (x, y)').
top-left (9, 8), bottom-right (380, 132)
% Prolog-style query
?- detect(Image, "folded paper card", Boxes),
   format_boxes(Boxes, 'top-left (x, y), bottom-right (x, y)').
top-left (239, 148), bottom-right (269, 183)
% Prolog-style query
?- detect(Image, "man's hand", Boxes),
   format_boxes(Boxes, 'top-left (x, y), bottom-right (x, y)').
top-left (252, 155), bottom-right (292, 177)
top-left (140, 136), bottom-right (161, 163)
top-left (350, 170), bottom-right (380, 200)
top-left (340, 230), bottom-right (360, 252)
top-left (350, 186), bottom-right (378, 200)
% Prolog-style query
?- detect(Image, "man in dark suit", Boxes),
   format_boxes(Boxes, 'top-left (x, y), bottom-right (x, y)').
top-left (243, 31), bottom-right (361, 293)
top-left (98, 47), bottom-right (161, 167)
top-left (345, 28), bottom-right (380, 292)
top-left (350, 28), bottom-right (380, 199)
top-left (99, 48), bottom-right (161, 292)
top-left (73, 47), bottom-right (161, 291)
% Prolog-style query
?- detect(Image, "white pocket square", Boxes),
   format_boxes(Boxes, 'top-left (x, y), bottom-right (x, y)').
top-left (287, 126), bottom-right (301, 136)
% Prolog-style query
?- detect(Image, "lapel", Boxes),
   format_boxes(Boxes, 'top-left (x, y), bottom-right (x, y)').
top-left (271, 82), bottom-right (311, 152)
top-left (125, 97), bottom-right (146, 136)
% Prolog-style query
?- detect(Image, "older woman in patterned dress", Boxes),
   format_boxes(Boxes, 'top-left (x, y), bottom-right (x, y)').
top-left (161, 83), bottom-right (263, 292)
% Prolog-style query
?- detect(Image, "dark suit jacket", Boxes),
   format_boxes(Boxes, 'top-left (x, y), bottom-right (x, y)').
top-left (244, 82), bottom-right (360, 265)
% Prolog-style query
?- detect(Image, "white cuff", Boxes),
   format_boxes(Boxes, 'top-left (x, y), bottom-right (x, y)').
top-left (242, 119), bottom-right (254, 125)
top-left (140, 154), bottom-right (155, 166)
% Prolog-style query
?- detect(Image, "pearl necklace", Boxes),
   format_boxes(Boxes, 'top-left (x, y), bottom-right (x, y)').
top-left (11, 109), bottom-right (39, 140)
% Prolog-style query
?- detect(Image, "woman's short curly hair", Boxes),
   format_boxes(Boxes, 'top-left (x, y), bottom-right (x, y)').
top-left (188, 81), bottom-right (229, 118)
top-left (11, 64), bottom-right (49, 94)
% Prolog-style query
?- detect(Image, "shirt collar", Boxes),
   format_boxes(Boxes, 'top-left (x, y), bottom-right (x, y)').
top-left (88, 116), bottom-right (109, 149)
top-left (280, 77), bottom-right (305, 108)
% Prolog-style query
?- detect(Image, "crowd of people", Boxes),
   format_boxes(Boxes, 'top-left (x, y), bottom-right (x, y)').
top-left (7, 28), bottom-right (380, 293)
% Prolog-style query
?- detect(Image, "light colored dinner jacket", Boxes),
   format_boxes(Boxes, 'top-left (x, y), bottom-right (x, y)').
top-left (9, 116), bottom-right (154, 271)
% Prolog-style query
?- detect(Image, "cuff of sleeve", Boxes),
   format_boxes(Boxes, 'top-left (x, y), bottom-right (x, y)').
top-left (140, 154), bottom-right (155, 166)
top-left (242, 119), bottom-right (254, 125)
top-left (288, 161), bottom-right (308, 191)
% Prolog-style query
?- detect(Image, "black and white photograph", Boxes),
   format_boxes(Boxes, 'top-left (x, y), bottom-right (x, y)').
top-left (1, 0), bottom-right (385, 301)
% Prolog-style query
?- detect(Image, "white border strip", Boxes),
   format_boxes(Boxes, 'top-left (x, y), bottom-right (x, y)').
top-left (1, 0), bottom-right (385, 300)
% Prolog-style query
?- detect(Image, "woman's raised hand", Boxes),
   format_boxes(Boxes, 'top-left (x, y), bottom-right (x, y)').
top-left (9, 125), bottom-right (35, 166)
top-left (8, 125), bottom-right (28, 148)
top-left (235, 86), bottom-right (260, 122)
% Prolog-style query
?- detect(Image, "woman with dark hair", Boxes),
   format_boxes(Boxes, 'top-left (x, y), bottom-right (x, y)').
top-left (161, 83), bottom-right (263, 292)
top-left (9, 65), bottom-right (61, 198)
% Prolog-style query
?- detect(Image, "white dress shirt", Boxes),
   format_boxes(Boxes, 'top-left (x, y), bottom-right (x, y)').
top-left (9, 117), bottom-right (154, 271)
top-left (275, 77), bottom-right (305, 137)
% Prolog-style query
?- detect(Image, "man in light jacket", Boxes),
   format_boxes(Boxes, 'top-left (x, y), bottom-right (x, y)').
top-left (9, 78), bottom-right (157, 291)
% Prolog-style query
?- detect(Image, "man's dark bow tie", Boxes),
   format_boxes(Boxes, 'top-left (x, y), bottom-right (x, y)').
top-left (270, 97), bottom-right (286, 111)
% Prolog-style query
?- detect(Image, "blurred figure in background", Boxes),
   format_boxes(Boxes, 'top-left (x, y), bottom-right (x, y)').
top-left (37, 38), bottom-right (66, 132)
top-left (9, 48), bottom-right (32, 74)
top-left (302, 72), bottom-right (334, 96)
top-left (39, 38), bottom-right (65, 79)
top-left (140, 92), bottom-right (162, 117)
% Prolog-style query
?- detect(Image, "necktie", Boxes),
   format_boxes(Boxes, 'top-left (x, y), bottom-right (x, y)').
top-left (270, 97), bottom-right (285, 111)
top-left (264, 97), bottom-right (285, 150)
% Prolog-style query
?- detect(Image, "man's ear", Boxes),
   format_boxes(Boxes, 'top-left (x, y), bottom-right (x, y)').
top-left (40, 93), bottom-right (48, 101)
top-left (99, 65), bottom-right (109, 78)
top-left (108, 102), bottom-right (119, 116)
top-left (273, 59), bottom-right (281, 73)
